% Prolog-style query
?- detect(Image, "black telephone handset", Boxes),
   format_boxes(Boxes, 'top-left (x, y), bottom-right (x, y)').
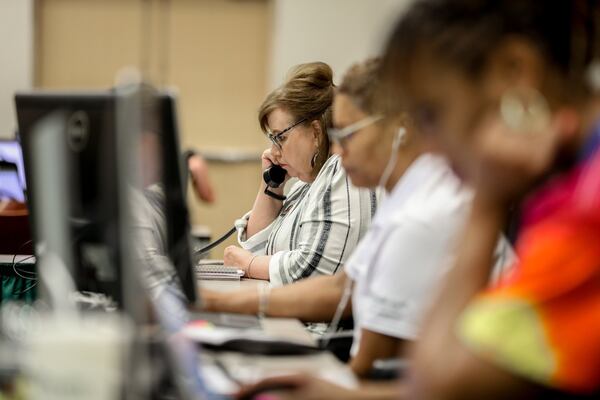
top-left (263, 165), bottom-right (287, 201)
top-left (194, 164), bottom-right (287, 257)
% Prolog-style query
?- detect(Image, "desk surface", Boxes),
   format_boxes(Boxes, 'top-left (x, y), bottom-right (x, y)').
top-left (199, 277), bottom-right (267, 293)
top-left (196, 277), bottom-right (357, 390)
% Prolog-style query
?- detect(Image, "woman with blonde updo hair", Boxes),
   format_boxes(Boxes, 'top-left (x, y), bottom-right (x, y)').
top-left (223, 62), bottom-right (377, 285)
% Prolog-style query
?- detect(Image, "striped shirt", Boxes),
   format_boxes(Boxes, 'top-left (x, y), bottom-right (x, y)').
top-left (237, 155), bottom-right (378, 286)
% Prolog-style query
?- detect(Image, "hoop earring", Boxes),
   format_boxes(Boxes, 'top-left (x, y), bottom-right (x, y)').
top-left (499, 87), bottom-right (550, 133)
top-left (586, 58), bottom-right (600, 92)
top-left (310, 152), bottom-right (318, 168)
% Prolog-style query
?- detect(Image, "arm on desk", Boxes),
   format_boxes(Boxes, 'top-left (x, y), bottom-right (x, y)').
top-left (236, 374), bottom-right (404, 400)
top-left (350, 330), bottom-right (406, 378)
top-left (223, 248), bottom-right (271, 281)
top-left (202, 271), bottom-right (350, 322)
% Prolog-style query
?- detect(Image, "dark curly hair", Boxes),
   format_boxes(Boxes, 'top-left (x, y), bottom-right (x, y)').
top-left (383, 0), bottom-right (600, 100)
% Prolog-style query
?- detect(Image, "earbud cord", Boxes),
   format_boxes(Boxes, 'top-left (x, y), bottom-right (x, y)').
top-left (320, 274), bottom-right (354, 348)
top-left (378, 128), bottom-right (404, 191)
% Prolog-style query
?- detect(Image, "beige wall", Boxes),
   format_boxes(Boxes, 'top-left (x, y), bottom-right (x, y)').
top-left (269, 0), bottom-right (411, 88)
top-left (0, 0), bottom-right (34, 138)
top-left (35, 0), bottom-right (271, 256)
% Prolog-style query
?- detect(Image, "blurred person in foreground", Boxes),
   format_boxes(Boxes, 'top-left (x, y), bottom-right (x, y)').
top-left (237, 0), bottom-right (600, 399)
top-left (388, 0), bottom-right (600, 398)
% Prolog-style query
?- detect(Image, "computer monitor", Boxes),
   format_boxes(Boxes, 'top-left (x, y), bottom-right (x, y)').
top-left (16, 91), bottom-right (127, 306)
top-left (135, 90), bottom-right (198, 304)
top-left (15, 89), bottom-right (197, 307)
top-left (0, 139), bottom-right (26, 202)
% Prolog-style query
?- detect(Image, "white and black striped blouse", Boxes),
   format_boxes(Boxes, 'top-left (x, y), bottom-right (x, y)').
top-left (237, 154), bottom-right (378, 286)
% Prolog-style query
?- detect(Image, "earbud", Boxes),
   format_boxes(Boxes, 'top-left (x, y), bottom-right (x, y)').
top-left (395, 127), bottom-right (407, 144)
top-left (391, 127), bottom-right (407, 152)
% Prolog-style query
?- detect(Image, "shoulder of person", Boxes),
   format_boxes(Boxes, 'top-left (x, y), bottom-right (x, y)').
top-left (392, 155), bottom-right (472, 228)
top-left (311, 154), bottom-right (351, 191)
top-left (281, 178), bottom-right (310, 206)
top-left (317, 154), bottom-right (343, 178)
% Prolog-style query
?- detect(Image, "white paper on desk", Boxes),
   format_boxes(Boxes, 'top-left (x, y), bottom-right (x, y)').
top-left (200, 364), bottom-right (239, 395)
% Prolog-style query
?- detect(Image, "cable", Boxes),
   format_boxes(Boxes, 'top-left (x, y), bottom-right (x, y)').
top-left (13, 281), bottom-right (37, 296)
top-left (320, 274), bottom-right (354, 348)
top-left (13, 256), bottom-right (36, 275)
top-left (12, 255), bottom-right (36, 280)
top-left (378, 127), bottom-right (404, 190)
top-left (11, 240), bottom-right (37, 280)
top-left (6, 243), bottom-right (38, 299)
top-left (7, 218), bottom-right (114, 286)
top-left (193, 226), bottom-right (237, 257)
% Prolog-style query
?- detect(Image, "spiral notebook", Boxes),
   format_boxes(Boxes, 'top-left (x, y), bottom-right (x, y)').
top-left (195, 260), bottom-right (244, 281)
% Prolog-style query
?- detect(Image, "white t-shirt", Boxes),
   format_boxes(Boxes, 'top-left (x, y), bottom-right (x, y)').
top-left (345, 154), bottom-right (515, 355)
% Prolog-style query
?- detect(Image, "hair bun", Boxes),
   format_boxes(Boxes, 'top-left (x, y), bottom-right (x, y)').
top-left (258, 61), bottom-right (335, 174)
top-left (286, 62), bottom-right (334, 90)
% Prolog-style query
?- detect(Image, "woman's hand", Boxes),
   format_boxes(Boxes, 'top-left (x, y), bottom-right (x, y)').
top-left (224, 245), bottom-right (254, 270)
top-left (261, 148), bottom-right (291, 185)
top-left (468, 113), bottom-right (565, 207)
top-left (246, 148), bottom-right (289, 238)
top-left (261, 148), bottom-right (278, 170)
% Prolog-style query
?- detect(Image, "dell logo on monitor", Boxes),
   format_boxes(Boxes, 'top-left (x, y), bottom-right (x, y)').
top-left (67, 111), bottom-right (89, 152)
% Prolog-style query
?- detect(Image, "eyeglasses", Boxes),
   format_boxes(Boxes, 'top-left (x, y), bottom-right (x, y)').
top-left (266, 117), bottom-right (308, 150)
top-left (327, 115), bottom-right (383, 146)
